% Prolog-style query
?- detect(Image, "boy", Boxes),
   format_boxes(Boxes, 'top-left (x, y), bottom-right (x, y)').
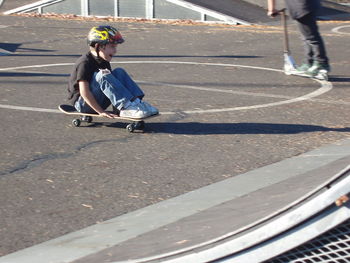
top-left (267, 0), bottom-right (330, 78)
top-left (67, 25), bottom-right (158, 119)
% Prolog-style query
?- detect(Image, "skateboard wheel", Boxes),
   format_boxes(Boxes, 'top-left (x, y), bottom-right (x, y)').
top-left (72, 119), bottom-right (81, 127)
top-left (126, 123), bottom-right (135, 132)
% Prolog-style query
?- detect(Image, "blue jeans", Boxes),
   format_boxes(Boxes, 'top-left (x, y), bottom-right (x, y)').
top-left (75, 68), bottom-right (144, 113)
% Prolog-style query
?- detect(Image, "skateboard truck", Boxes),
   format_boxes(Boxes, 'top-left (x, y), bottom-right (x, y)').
top-left (72, 116), bottom-right (93, 127)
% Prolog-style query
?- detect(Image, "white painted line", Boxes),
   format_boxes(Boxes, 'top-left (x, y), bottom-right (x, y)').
top-left (332, 25), bottom-right (350, 35)
top-left (142, 81), bottom-right (348, 105)
top-left (112, 60), bottom-right (283, 72)
top-left (0, 61), bottom-right (333, 115)
top-left (0, 80), bottom-right (333, 115)
top-left (0, 104), bottom-right (60, 113)
top-left (0, 80), bottom-right (335, 115)
top-left (0, 63), bottom-right (74, 71)
top-left (140, 81), bottom-right (294, 99)
top-left (0, 61), bottom-right (281, 72)
top-left (145, 80), bottom-right (332, 114)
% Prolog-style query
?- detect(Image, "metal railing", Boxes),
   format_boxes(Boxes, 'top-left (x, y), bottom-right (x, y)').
top-left (3, 0), bottom-right (250, 25)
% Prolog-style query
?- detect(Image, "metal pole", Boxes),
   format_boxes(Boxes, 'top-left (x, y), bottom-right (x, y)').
top-left (145, 0), bottom-right (154, 19)
top-left (281, 9), bottom-right (289, 54)
top-left (114, 0), bottom-right (119, 17)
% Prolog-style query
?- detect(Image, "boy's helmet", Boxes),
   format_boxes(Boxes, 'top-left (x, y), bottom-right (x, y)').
top-left (87, 25), bottom-right (124, 47)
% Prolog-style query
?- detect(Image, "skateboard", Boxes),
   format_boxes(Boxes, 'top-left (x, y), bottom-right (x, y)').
top-left (58, 104), bottom-right (158, 132)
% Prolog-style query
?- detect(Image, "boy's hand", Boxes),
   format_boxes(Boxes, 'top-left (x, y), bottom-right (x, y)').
top-left (267, 0), bottom-right (278, 17)
top-left (268, 8), bottom-right (285, 18)
top-left (99, 111), bottom-right (119, 119)
top-left (268, 9), bottom-right (278, 17)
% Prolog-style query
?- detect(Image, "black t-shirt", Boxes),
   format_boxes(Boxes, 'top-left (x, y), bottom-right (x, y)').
top-left (67, 51), bottom-right (112, 105)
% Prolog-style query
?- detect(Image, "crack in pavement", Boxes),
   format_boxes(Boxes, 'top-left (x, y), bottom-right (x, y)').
top-left (0, 138), bottom-right (132, 177)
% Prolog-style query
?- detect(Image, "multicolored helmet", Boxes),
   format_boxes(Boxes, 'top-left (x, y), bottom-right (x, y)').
top-left (87, 25), bottom-right (124, 47)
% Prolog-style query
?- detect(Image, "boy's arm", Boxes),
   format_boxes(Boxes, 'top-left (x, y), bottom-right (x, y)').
top-left (267, 0), bottom-right (277, 16)
top-left (78, 80), bottom-right (117, 118)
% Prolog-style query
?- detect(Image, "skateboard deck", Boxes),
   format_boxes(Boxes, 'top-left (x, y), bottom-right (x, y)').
top-left (58, 104), bottom-right (158, 132)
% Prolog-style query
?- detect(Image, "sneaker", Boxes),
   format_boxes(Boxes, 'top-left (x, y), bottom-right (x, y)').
top-left (133, 98), bottom-right (155, 117)
top-left (306, 61), bottom-right (330, 77)
top-left (141, 101), bottom-right (159, 116)
top-left (296, 63), bottom-right (312, 75)
top-left (120, 100), bottom-right (148, 119)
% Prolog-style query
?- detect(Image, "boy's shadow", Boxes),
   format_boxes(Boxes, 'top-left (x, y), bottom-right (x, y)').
top-left (143, 122), bottom-right (350, 135)
top-left (81, 121), bottom-right (350, 135)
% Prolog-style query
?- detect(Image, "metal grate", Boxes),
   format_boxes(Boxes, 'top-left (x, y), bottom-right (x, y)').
top-left (265, 219), bottom-right (350, 263)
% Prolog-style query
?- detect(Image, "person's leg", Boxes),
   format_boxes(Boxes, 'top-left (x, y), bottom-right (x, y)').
top-left (75, 69), bottom-right (137, 113)
top-left (112, 68), bottom-right (158, 115)
top-left (94, 69), bottom-right (139, 111)
top-left (111, 68), bottom-right (144, 99)
top-left (75, 70), bottom-right (150, 118)
top-left (296, 13), bottom-right (329, 66)
top-left (98, 69), bottom-right (154, 118)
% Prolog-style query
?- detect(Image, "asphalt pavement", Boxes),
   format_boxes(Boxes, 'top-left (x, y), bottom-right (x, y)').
top-left (0, 12), bottom-right (350, 262)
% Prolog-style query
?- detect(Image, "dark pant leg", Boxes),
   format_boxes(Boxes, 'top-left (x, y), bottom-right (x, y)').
top-left (296, 13), bottom-right (329, 65)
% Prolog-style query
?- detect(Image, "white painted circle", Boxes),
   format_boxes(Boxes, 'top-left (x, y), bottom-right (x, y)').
top-left (0, 61), bottom-right (332, 115)
top-left (332, 25), bottom-right (350, 35)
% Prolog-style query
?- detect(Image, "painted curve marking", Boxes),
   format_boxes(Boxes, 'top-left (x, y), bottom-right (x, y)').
top-left (0, 61), bottom-right (332, 115)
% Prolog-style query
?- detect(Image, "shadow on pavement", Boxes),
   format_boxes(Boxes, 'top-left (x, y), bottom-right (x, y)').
top-left (329, 76), bottom-right (350, 83)
top-left (0, 72), bottom-right (69, 77)
top-left (104, 122), bottom-right (350, 135)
